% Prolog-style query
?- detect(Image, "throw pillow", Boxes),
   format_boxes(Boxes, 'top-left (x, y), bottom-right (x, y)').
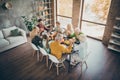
top-left (10, 29), bottom-right (21, 36)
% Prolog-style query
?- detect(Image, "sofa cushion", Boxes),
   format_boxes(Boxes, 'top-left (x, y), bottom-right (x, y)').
top-left (2, 26), bottom-right (17, 38)
top-left (10, 29), bottom-right (21, 36)
top-left (0, 30), bottom-right (4, 39)
top-left (0, 39), bottom-right (9, 48)
top-left (6, 36), bottom-right (24, 44)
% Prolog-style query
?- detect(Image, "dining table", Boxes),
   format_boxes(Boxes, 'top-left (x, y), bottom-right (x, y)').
top-left (47, 30), bottom-right (88, 73)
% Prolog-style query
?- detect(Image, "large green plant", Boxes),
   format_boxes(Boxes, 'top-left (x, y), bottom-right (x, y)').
top-left (21, 16), bottom-right (37, 31)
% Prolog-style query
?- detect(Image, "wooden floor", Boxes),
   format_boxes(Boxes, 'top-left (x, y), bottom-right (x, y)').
top-left (0, 38), bottom-right (120, 80)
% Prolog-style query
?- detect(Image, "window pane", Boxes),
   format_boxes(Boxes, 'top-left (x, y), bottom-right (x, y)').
top-left (57, 16), bottom-right (72, 29)
top-left (57, 0), bottom-right (73, 17)
top-left (83, 0), bottom-right (111, 24)
top-left (81, 21), bottom-right (105, 40)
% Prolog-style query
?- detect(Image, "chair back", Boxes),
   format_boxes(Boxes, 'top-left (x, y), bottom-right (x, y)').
top-left (82, 51), bottom-right (91, 61)
top-left (48, 40), bottom-right (54, 45)
top-left (48, 54), bottom-right (59, 63)
top-left (30, 43), bottom-right (39, 50)
top-left (39, 47), bottom-right (48, 55)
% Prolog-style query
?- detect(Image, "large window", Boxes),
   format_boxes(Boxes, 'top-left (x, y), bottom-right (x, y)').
top-left (56, 0), bottom-right (111, 40)
top-left (57, 0), bottom-right (73, 28)
top-left (81, 0), bottom-right (111, 40)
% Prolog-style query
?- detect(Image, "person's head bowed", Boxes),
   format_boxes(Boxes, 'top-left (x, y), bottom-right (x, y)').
top-left (74, 27), bottom-right (81, 35)
top-left (55, 33), bottom-right (63, 41)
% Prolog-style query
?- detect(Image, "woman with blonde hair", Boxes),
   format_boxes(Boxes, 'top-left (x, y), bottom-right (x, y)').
top-left (30, 26), bottom-right (40, 40)
top-left (65, 24), bottom-right (74, 36)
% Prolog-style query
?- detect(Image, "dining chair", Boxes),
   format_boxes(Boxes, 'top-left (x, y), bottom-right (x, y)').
top-left (38, 47), bottom-right (49, 67)
top-left (80, 51), bottom-right (91, 71)
top-left (29, 42), bottom-right (40, 61)
top-left (48, 54), bottom-right (66, 75)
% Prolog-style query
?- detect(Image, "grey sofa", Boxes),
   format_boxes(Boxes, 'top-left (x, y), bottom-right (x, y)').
top-left (0, 26), bottom-right (27, 53)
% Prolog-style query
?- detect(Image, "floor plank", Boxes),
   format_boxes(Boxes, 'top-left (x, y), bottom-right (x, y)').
top-left (0, 38), bottom-right (120, 80)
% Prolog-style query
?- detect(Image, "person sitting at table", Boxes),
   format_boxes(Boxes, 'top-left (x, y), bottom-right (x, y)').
top-left (49, 33), bottom-right (73, 60)
top-left (37, 18), bottom-right (49, 36)
top-left (42, 34), bottom-right (50, 53)
top-left (30, 27), bottom-right (43, 49)
top-left (74, 28), bottom-right (87, 42)
top-left (51, 21), bottom-right (63, 40)
top-left (54, 21), bottom-right (63, 33)
top-left (68, 27), bottom-right (86, 42)
top-left (70, 28), bottom-right (87, 65)
top-left (64, 24), bottom-right (74, 37)
top-left (47, 25), bottom-right (54, 34)
top-left (30, 26), bottom-right (40, 40)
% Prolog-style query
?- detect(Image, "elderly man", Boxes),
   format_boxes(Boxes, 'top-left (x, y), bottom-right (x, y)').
top-left (49, 33), bottom-right (73, 60)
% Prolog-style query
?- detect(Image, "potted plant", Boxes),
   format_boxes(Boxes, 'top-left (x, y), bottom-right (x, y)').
top-left (21, 16), bottom-right (37, 31)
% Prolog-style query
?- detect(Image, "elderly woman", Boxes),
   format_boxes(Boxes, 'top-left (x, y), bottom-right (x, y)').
top-left (68, 27), bottom-right (86, 41)
top-left (74, 28), bottom-right (87, 42)
top-left (64, 24), bottom-right (74, 37)
top-left (70, 27), bottom-right (88, 65)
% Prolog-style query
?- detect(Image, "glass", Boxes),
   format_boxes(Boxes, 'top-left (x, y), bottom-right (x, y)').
top-left (83, 0), bottom-right (111, 24)
top-left (57, 0), bottom-right (73, 17)
top-left (81, 0), bottom-right (111, 40)
top-left (57, 16), bottom-right (72, 29)
top-left (81, 21), bottom-right (105, 40)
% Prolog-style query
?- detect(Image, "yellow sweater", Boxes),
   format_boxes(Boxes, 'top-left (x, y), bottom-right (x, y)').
top-left (50, 41), bottom-right (72, 59)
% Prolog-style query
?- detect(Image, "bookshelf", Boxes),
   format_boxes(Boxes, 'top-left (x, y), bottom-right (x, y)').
top-left (32, 0), bottom-right (53, 27)
top-left (108, 17), bottom-right (120, 53)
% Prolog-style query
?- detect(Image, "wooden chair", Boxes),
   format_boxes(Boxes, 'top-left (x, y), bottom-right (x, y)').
top-left (48, 54), bottom-right (66, 75)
